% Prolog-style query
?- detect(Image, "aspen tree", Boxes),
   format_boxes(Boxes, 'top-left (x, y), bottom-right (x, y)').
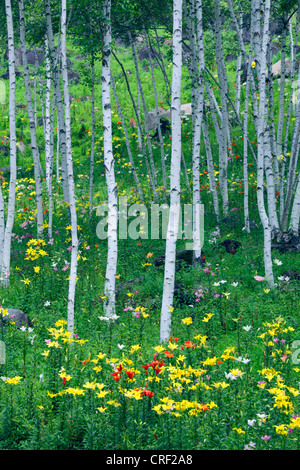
top-left (1, 0), bottom-right (17, 287)
top-left (19, 0), bottom-right (44, 237)
top-left (256, 0), bottom-right (274, 287)
top-left (160, 0), bottom-right (182, 342)
top-left (102, 0), bottom-right (118, 318)
top-left (61, 0), bottom-right (79, 334)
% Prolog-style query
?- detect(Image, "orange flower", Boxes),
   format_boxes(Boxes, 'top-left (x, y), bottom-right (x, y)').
top-left (167, 337), bottom-right (179, 342)
top-left (184, 341), bottom-right (195, 349)
top-left (164, 350), bottom-right (174, 358)
top-left (80, 354), bottom-right (90, 365)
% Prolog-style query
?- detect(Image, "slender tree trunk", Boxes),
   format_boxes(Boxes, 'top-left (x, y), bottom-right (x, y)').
top-left (227, 0), bottom-right (259, 135)
top-left (202, 114), bottom-right (219, 221)
top-left (256, 0), bottom-right (274, 287)
top-left (45, 40), bottom-right (54, 238)
top-left (235, 6), bottom-right (243, 116)
top-left (153, 25), bottom-right (171, 106)
top-left (243, 59), bottom-right (251, 233)
top-left (61, 0), bottom-right (78, 335)
top-left (112, 51), bottom-right (156, 199)
top-left (213, 0), bottom-right (229, 215)
top-left (263, 124), bottom-right (280, 236)
top-left (89, 52), bottom-right (95, 217)
top-left (1, 0), bottom-right (17, 287)
top-left (44, 0), bottom-right (69, 204)
top-left (146, 29), bottom-right (168, 197)
top-left (281, 8), bottom-right (300, 221)
top-left (0, 187), bottom-right (5, 274)
top-left (34, 48), bottom-right (38, 129)
top-left (111, 73), bottom-right (144, 202)
top-left (19, 0), bottom-right (44, 237)
top-left (281, 59), bottom-right (300, 230)
top-left (289, 172), bottom-right (300, 234)
top-left (130, 33), bottom-right (158, 196)
top-left (276, 15), bottom-right (288, 158)
top-left (160, 0), bottom-right (182, 342)
top-left (192, 0), bottom-right (205, 262)
top-left (103, 0), bottom-right (118, 318)
top-left (252, 0), bottom-right (261, 78)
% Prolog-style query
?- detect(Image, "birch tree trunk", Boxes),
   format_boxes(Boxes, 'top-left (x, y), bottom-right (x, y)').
top-left (276, 15), bottom-right (288, 158)
top-left (44, 39), bottom-right (53, 237)
top-left (160, 0), bottom-right (182, 342)
top-left (44, 0), bottom-right (69, 204)
top-left (19, 0), bottom-right (44, 237)
top-left (202, 114), bottom-right (219, 221)
top-left (289, 172), bottom-right (300, 234)
top-left (192, 0), bottom-right (205, 262)
top-left (227, 0), bottom-right (259, 136)
top-left (103, 0), bottom-right (118, 318)
top-left (281, 59), bottom-right (300, 231)
top-left (1, 0), bottom-right (17, 287)
top-left (213, 0), bottom-right (229, 215)
top-left (89, 52), bottom-right (95, 217)
top-left (0, 187), bottom-right (5, 275)
top-left (235, 6), bottom-right (243, 117)
top-left (243, 59), bottom-right (251, 233)
top-left (153, 25), bottom-right (171, 106)
top-left (61, 0), bottom-right (78, 335)
top-left (111, 73), bottom-right (144, 202)
top-left (256, 0), bottom-right (274, 287)
top-left (281, 14), bottom-right (300, 219)
top-left (146, 30), bottom-right (168, 197)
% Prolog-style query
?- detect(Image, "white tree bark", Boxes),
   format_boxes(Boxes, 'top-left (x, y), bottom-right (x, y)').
top-left (0, 187), bottom-right (5, 273)
top-left (61, 0), bottom-right (78, 335)
top-left (289, 172), bottom-right (300, 234)
top-left (192, 0), bottom-right (205, 262)
top-left (243, 59), bottom-right (251, 233)
top-left (44, 39), bottom-right (53, 238)
top-left (213, 0), bottom-right (229, 215)
top-left (44, 0), bottom-right (69, 204)
top-left (276, 15), bottom-right (288, 158)
top-left (281, 60), bottom-right (300, 230)
top-left (256, 0), bottom-right (274, 287)
top-left (103, 0), bottom-right (118, 318)
top-left (89, 53), bottom-right (95, 217)
top-left (263, 124), bottom-right (280, 235)
top-left (235, 6), bottom-right (243, 116)
top-left (202, 115), bottom-right (219, 221)
top-left (19, 0), bottom-right (44, 237)
top-left (1, 0), bottom-right (17, 287)
top-left (160, 0), bottom-right (182, 342)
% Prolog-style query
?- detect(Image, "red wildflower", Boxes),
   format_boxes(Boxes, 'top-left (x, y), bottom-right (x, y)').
top-left (111, 373), bottom-right (121, 381)
top-left (125, 370), bottom-right (135, 379)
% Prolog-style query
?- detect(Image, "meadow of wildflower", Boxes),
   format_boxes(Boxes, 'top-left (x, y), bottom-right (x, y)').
top-left (0, 27), bottom-right (300, 453)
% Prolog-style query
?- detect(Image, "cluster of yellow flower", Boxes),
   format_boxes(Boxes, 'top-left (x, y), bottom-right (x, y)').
top-left (25, 239), bottom-right (48, 261)
top-left (152, 397), bottom-right (217, 417)
top-left (41, 320), bottom-right (88, 357)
